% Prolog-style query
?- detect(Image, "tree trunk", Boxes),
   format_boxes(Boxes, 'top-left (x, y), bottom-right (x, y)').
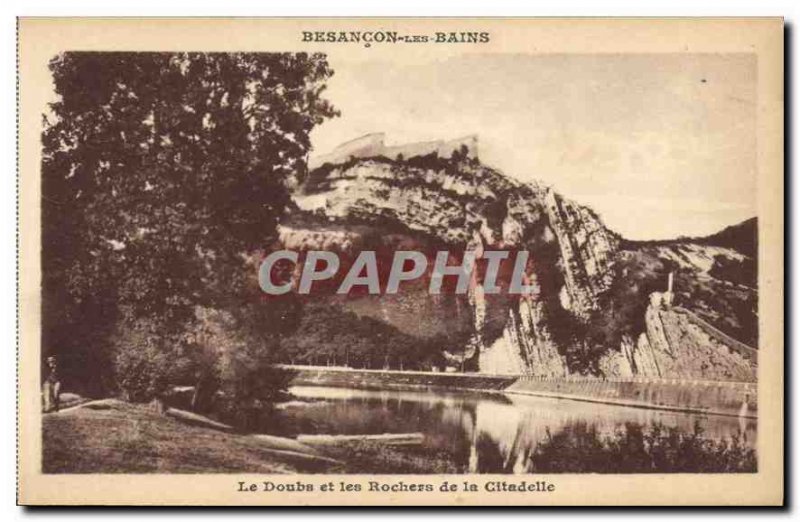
top-left (191, 378), bottom-right (202, 411)
top-left (191, 375), bottom-right (215, 412)
top-left (151, 396), bottom-right (166, 415)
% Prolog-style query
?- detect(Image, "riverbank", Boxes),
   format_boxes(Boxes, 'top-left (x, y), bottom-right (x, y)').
top-left (42, 399), bottom-right (451, 474)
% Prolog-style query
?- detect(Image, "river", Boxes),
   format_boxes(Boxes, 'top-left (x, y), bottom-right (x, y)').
top-left (271, 385), bottom-right (757, 473)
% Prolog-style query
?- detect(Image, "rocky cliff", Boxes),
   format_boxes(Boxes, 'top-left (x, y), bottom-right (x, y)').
top-left (279, 144), bottom-right (757, 381)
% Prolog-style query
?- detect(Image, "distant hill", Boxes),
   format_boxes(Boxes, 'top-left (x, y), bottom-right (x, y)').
top-left (622, 217), bottom-right (757, 259)
top-left (696, 217), bottom-right (757, 259)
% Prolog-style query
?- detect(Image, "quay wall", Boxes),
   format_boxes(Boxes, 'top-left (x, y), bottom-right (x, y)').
top-left (281, 365), bottom-right (516, 392)
top-left (507, 376), bottom-right (757, 418)
top-left (278, 365), bottom-right (757, 418)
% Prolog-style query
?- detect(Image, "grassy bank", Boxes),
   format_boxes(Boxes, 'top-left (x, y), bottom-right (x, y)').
top-left (43, 400), bottom-right (341, 473)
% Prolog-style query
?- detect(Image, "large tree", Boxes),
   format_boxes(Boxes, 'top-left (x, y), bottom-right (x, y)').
top-left (42, 52), bottom-right (337, 397)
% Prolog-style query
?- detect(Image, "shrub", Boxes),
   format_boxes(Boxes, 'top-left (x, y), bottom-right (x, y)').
top-left (112, 319), bottom-right (188, 402)
top-left (530, 421), bottom-right (756, 473)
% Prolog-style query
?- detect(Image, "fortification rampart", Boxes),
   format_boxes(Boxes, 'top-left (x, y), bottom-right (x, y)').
top-left (308, 133), bottom-right (478, 170)
top-left (672, 306), bottom-right (759, 364)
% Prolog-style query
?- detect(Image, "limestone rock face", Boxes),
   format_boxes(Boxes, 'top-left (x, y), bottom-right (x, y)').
top-left (285, 146), bottom-right (756, 380)
top-left (597, 336), bottom-right (635, 379)
top-left (541, 189), bottom-right (617, 319)
top-left (292, 155), bottom-right (616, 375)
top-left (599, 294), bottom-right (756, 382)
top-left (500, 298), bottom-right (569, 377)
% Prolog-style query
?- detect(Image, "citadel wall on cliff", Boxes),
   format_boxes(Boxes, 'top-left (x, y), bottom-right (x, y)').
top-left (308, 133), bottom-right (479, 170)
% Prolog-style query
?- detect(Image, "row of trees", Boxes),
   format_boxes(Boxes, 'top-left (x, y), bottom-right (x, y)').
top-left (42, 52), bottom-right (338, 409)
top-left (277, 304), bottom-right (449, 371)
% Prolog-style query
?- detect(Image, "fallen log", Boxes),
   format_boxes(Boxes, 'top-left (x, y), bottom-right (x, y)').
top-left (249, 434), bottom-right (322, 456)
top-left (297, 433), bottom-right (424, 446)
top-left (164, 408), bottom-right (234, 432)
top-left (253, 447), bottom-right (343, 467)
top-left (50, 397), bottom-right (115, 414)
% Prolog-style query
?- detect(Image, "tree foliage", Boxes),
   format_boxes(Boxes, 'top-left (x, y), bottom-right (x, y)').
top-left (42, 52), bottom-right (338, 398)
top-left (278, 304), bottom-right (447, 371)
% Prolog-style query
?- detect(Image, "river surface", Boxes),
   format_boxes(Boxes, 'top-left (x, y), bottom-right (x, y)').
top-left (273, 385), bottom-right (756, 473)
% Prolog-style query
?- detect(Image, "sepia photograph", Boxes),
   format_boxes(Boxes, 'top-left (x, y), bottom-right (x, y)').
top-left (16, 17), bottom-right (784, 506)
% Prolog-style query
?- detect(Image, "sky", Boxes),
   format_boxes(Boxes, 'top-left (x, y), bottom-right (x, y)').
top-left (309, 53), bottom-right (757, 240)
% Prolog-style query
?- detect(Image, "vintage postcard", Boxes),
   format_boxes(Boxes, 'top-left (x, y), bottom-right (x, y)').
top-left (17, 18), bottom-right (783, 506)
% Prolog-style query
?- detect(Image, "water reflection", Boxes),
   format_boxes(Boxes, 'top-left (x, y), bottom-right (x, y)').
top-left (273, 386), bottom-right (756, 474)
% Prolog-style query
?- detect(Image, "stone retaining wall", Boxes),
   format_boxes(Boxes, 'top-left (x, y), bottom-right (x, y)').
top-left (507, 376), bottom-right (757, 418)
top-left (282, 365), bottom-right (516, 392)
top-left (279, 365), bottom-right (757, 418)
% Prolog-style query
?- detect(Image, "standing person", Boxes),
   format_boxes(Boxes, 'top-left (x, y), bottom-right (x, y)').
top-left (42, 356), bottom-right (61, 413)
